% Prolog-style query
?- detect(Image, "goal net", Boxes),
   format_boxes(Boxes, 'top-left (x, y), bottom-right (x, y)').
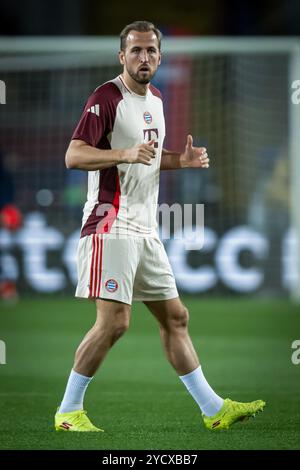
top-left (0, 37), bottom-right (298, 298)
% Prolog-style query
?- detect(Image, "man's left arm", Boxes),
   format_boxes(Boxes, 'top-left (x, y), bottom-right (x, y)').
top-left (160, 135), bottom-right (209, 170)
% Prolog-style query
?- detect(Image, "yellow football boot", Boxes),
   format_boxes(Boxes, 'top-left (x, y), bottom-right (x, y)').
top-left (55, 409), bottom-right (104, 432)
top-left (202, 398), bottom-right (266, 430)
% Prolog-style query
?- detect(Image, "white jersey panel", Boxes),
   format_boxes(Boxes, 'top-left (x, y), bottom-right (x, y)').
top-left (110, 77), bottom-right (165, 235)
top-left (81, 170), bottom-right (100, 229)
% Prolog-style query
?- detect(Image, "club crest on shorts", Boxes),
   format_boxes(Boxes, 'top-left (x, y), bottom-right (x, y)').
top-left (143, 111), bottom-right (152, 124)
top-left (105, 278), bottom-right (118, 293)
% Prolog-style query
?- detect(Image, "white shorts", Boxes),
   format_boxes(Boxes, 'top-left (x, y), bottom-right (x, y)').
top-left (75, 234), bottom-right (178, 305)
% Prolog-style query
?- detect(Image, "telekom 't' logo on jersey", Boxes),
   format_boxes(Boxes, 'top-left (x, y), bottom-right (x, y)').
top-left (143, 128), bottom-right (159, 148)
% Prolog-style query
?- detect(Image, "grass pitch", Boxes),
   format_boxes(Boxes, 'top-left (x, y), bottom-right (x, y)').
top-left (0, 297), bottom-right (299, 450)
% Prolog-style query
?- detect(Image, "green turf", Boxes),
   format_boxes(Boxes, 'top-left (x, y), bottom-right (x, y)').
top-left (0, 297), bottom-right (299, 450)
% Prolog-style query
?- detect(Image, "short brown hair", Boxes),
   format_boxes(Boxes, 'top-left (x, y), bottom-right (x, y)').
top-left (120, 21), bottom-right (162, 51)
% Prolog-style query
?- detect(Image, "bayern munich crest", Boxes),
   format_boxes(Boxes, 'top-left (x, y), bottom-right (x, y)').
top-left (143, 111), bottom-right (152, 124)
top-left (105, 278), bottom-right (118, 293)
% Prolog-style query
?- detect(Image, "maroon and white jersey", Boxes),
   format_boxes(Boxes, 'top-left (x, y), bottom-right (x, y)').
top-left (72, 75), bottom-right (165, 238)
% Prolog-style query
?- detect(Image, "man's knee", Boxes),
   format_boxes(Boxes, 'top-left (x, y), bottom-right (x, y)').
top-left (111, 310), bottom-right (130, 342)
top-left (161, 305), bottom-right (189, 332)
top-left (96, 301), bottom-right (130, 343)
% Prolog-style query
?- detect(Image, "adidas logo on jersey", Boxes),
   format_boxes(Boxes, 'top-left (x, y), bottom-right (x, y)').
top-left (87, 104), bottom-right (100, 116)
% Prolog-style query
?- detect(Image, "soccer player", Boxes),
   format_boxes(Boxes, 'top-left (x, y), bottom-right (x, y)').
top-left (55, 21), bottom-right (265, 432)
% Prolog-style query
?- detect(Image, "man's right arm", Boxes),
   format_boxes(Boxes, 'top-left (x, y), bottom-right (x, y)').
top-left (65, 139), bottom-right (156, 171)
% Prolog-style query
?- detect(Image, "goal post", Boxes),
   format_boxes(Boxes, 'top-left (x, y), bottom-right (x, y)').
top-left (289, 45), bottom-right (300, 302)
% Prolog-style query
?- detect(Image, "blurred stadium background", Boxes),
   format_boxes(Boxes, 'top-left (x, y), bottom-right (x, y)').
top-left (0, 0), bottom-right (300, 451)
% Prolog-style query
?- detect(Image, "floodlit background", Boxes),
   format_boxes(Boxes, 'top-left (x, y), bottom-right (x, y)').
top-left (0, 0), bottom-right (299, 451)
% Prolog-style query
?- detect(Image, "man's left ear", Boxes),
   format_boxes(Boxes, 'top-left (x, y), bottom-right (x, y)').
top-left (158, 52), bottom-right (162, 65)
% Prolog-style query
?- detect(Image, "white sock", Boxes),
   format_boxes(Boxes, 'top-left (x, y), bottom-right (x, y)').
top-left (59, 369), bottom-right (93, 413)
top-left (179, 365), bottom-right (224, 417)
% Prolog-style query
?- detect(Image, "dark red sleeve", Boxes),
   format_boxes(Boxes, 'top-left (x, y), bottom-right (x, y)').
top-left (71, 82), bottom-right (122, 148)
top-left (149, 84), bottom-right (162, 100)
